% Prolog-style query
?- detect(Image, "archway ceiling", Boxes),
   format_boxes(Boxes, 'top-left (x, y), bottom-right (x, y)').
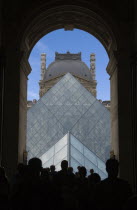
top-left (21, 5), bottom-right (117, 58)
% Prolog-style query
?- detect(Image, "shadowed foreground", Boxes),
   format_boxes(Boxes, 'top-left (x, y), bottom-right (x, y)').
top-left (0, 158), bottom-right (135, 210)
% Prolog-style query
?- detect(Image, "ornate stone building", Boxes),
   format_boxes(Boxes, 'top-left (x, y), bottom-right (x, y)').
top-left (39, 52), bottom-right (97, 98)
top-left (27, 52), bottom-right (111, 110)
top-left (27, 99), bottom-right (37, 110)
top-left (27, 52), bottom-right (110, 110)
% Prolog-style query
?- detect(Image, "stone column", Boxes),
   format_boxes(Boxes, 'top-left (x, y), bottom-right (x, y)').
top-left (90, 53), bottom-right (97, 97)
top-left (41, 53), bottom-right (46, 80)
top-left (107, 52), bottom-right (119, 158)
top-left (1, 45), bottom-right (31, 177)
top-left (90, 53), bottom-right (96, 80)
top-left (18, 53), bottom-right (31, 163)
top-left (130, 53), bottom-right (137, 192)
top-left (0, 0), bottom-right (4, 166)
top-left (107, 50), bottom-right (135, 191)
top-left (1, 47), bottom-right (22, 177)
top-left (0, 49), bottom-right (6, 166)
top-left (39, 53), bottom-right (46, 98)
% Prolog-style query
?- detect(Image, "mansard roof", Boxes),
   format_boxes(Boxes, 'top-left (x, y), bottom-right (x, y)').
top-left (44, 52), bottom-right (92, 81)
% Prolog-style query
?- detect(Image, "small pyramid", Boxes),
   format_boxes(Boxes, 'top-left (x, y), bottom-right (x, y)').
top-left (40, 132), bottom-right (107, 179)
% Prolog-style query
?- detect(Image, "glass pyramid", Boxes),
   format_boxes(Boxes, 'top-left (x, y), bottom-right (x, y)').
top-left (40, 132), bottom-right (107, 179)
top-left (27, 73), bottom-right (110, 165)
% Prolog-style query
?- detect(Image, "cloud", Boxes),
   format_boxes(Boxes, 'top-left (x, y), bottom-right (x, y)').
top-left (29, 58), bottom-right (39, 66)
top-left (27, 91), bottom-right (39, 100)
top-left (35, 41), bottom-right (54, 58)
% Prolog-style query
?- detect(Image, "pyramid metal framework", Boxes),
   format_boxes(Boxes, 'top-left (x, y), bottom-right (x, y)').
top-left (27, 73), bottom-right (110, 173)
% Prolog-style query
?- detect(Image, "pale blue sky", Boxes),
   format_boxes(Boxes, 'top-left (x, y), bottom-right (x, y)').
top-left (28, 29), bottom-right (110, 101)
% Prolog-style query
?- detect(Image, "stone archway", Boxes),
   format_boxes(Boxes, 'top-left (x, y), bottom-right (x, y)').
top-left (1, 1), bottom-right (136, 191)
top-left (19, 3), bottom-right (118, 160)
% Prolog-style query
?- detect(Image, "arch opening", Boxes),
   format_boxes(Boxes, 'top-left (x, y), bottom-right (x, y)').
top-left (19, 5), bottom-right (117, 59)
top-left (26, 28), bottom-right (111, 176)
top-left (18, 4), bottom-right (118, 166)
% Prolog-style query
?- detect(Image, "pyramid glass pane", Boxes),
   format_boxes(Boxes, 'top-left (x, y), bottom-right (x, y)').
top-left (70, 133), bottom-right (107, 178)
top-left (39, 134), bottom-right (68, 169)
top-left (27, 73), bottom-right (110, 176)
top-left (84, 158), bottom-right (99, 173)
top-left (84, 147), bottom-right (97, 166)
top-left (54, 145), bottom-right (68, 165)
top-left (71, 146), bottom-right (85, 165)
top-left (43, 157), bottom-right (54, 168)
top-left (71, 157), bottom-right (82, 172)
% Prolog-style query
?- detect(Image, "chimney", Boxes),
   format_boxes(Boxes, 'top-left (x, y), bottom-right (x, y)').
top-left (40, 53), bottom-right (46, 80)
top-left (90, 53), bottom-right (96, 80)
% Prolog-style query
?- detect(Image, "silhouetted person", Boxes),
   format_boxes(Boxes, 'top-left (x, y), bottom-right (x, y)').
top-left (0, 167), bottom-right (9, 195)
top-left (50, 165), bottom-right (56, 173)
top-left (88, 168), bottom-right (94, 185)
top-left (77, 166), bottom-right (81, 171)
top-left (41, 168), bottom-right (50, 182)
top-left (11, 158), bottom-right (48, 210)
top-left (56, 160), bottom-right (68, 187)
top-left (93, 158), bottom-right (132, 210)
top-left (56, 160), bottom-right (76, 209)
top-left (88, 172), bottom-right (101, 208)
top-left (88, 172), bottom-right (101, 186)
top-left (45, 167), bottom-right (50, 174)
top-left (28, 157), bottom-right (42, 177)
top-left (67, 167), bottom-right (75, 187)
top-left (61, 160), bottom-right (68, 171)
top-left (10, 163), bottom-right (26, 189)
top-left (0, 167), bottom-right (9, 210)
top-left (68, 167), bottom-right (74, 175)
top-left (88, 168), bottom-right (95, 182)
top-left (75, 166), bottom-right (81, 178)
top-left (90, 168), bottom-right (94, 175)
top-left (49, 165), bottom-right (57, 181)
top-left (75, 166), bottom-right (89, 210)
top-left (10, 163), bottom-right (28, 209)
top-left (40, 167), bottom-right (55, 210)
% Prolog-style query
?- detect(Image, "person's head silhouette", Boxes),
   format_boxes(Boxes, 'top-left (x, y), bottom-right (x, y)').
top-left (28, 157), bottom-right (42, 176)
top-left (106, 158), bottom-right (119, 178)
top-left (50, 165), bottom-right (55, 173)
top-left (90, 169), bottom-right (94, 175)
top-left (89, 173), bottom-right (101, 184)
top-left (17, 163), bottom-right (26, 175)
top-left (79, 166), bottom-right (87, 178)
top-left (68, 167), bottom-right (73, 174)
top-left (61, 160), bottom-right (68, 171)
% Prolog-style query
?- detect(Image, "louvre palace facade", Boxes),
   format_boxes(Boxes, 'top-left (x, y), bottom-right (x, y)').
top-left (39, 51), bottom-right (97, 97)
top-left (27, 52), bottom-right (111, 178)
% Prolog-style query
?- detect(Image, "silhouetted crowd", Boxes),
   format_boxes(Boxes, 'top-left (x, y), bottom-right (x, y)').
top-left (0, 158), bottom-right (137, 210)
